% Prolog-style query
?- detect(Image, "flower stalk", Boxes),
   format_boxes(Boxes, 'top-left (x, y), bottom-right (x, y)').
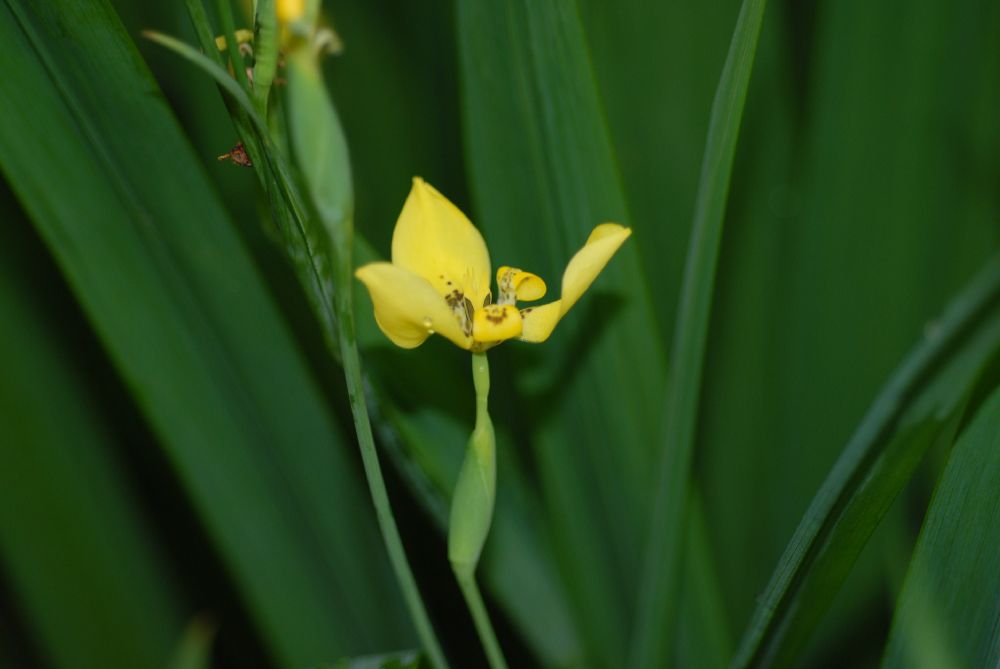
top-left (448, 352), bottom-right (507, 669)
top-left (448, 352), bottom-right (497, 574)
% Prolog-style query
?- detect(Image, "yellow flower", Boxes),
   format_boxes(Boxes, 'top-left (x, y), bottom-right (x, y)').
top-left (276, 0), bottom-right (305, 24)
top-left (355, 178), bottom-right (632, 351)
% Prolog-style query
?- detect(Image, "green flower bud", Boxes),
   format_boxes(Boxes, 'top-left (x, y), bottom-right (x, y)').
top-left (448, 352), bottom-right (497, 576)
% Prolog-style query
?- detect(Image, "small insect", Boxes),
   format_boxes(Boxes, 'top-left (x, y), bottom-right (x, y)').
top-left (217, 142), bottom-right (252, 167)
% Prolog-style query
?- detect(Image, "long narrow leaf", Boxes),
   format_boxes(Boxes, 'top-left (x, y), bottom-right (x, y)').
top-left (631, 0), bottom-right (767, 665)
top-left (880, 385), bottom-right (1000, 669)
top-left (285, 46), bottom-right (447, 668)
top-left (0, 223), bottom-right (182, 669)
top-left (0, 0), bottom-right (409, 664)
top-left (731, 256), bottom-right (1000, 668)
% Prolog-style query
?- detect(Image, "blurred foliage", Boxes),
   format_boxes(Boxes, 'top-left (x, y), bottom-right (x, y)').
top-left (1, 0), bottom-right (998, 667)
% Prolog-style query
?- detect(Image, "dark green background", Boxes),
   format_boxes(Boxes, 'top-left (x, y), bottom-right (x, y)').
top-left (1, 0), bottom-right (998, 667)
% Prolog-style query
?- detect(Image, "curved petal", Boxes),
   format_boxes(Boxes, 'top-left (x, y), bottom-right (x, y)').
top-left (391, 177), bottom-right (492, 307)
top-left (497, 266), bottom-right (546, 302)
top-left (519, 302), bottom-right (562, 343)
top-left (561, 223), bottom-right (632, 313)
top-left (472, 304), bottom-right (522, 343)
top-left (355, 262), bottom-right (471, 350)
top-left (519, 223), bottom-right (632, 343)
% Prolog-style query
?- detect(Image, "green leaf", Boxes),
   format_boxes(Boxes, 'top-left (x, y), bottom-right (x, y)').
top-left (0, 219), bottom-right (182, 669)
top-left (142, 30), bottom-right (268, 136)
top-left (675, 494), bottom-right (733, 669)
top-left (249, 0), bottom-right (278, 112)
top-left (631, 0), bottom-right (767, 664)
top-left (881, 383), bottom-right (1000, 669)
top-left (722, 1), bottom-right (1000, 657)
top-left (168, 615), bottom-right (217, 669)
top-left (678, 0), bottom-right (1000, 658)
top-left (577, 0), bottom-right (738, 333)
top-left (731, 256), bottom-right (1000, 668)
top-left (285, 43), bottom-right (447, 668)
top-left (456, 2), bottom-right (667, 662)
top-left (0, 0), bottom-right (409, 665)
top-left (316, 650), bottom-right (421, 669)
top-left (693, 3), bottom-right (800, 636)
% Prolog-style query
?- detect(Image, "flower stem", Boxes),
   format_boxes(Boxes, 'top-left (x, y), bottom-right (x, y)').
top-left (471, 350), bottom-right (490, 427)
top-left (448, 351), bottom-right (507, 669)
top-left (339, 324), bottom-right (450, 669)
top-left (455, 568), bottom-right (509, 669)
top-left (278, 37), bottom-right (449, 666)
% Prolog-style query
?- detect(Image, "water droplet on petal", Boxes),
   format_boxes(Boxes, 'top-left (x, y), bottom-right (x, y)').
top-left (422, 317), bottom-right (433, 331)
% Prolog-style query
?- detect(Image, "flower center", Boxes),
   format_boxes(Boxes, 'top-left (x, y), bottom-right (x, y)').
top-left (435, 266), bottom-right (547, 348)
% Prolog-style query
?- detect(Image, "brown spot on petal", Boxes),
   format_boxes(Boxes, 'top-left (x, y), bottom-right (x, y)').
top-left (484, 305), bottom-right (508, 324)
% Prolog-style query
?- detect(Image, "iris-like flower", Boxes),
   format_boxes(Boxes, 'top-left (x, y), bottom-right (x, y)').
top-left (276, 0), bottom-right (305, 24)
top-left (356, 178), bottom-right (632, 352)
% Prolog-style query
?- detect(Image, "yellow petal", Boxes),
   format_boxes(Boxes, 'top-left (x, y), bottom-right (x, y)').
top-left (519, 302), bottom-right (562, 343)
top-left (391, 177), bottom-right (492, 308)
top-left (355, 262), bottom-right (471, 350)
top-left (214, 29), bottom-right (255, 51)
top-left (472, 305), bottom-right (522, 344)
top-left (519, 223), bottom-right (632, 343)
top-left (496, 266), bottom-right (547, 302)
top-left (561, 223), bottom-right (632, 313)
top-left (277, 0), bottom-right (305, 23)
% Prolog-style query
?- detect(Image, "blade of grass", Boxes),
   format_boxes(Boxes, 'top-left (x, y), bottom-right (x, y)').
top-left (141, 29), bottom-right (341, 356)
top-left (675, 493), bottom-right (733, 669)
top-left (746, 311), bottom-right (1000, 668)
top-left (214, 0), bottom-right (251, 93)
top-left (731, 255), bottom-right (1000, 668)
top-left (577, 0), bottom-right (739, 336)
top-left (694, 6), bottom-right (797, 637)
top-left (0, 0), bottom-right (409, 663)
top-left (630, 0), bottom-right (767, 665)
top-left (143, 31), bottom-right (266, 135)
top-left (152, 8), bottom-right (345, 361)
top-left (751, 2), bottom-right (1000, 660)
top-left (285, 46), bottom-right (448, 669)
top-left (0, 220), bottom-right (182, 669)
top-left (881, 384), bottom-right (1000, 669)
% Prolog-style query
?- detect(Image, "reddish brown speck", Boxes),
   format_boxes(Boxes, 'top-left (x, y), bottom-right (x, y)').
top-left (217, 142), bottom-right (252, 167)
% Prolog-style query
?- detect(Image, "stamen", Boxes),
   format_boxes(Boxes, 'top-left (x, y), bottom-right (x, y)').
top-left (463, 297), bottom-right (476, 330)
top-left (497, 267), bottom-right (518, 306)
top-left (496, 266), bottom-right (546, 305)
top-left (444, 288), bottom-right (473, 336)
